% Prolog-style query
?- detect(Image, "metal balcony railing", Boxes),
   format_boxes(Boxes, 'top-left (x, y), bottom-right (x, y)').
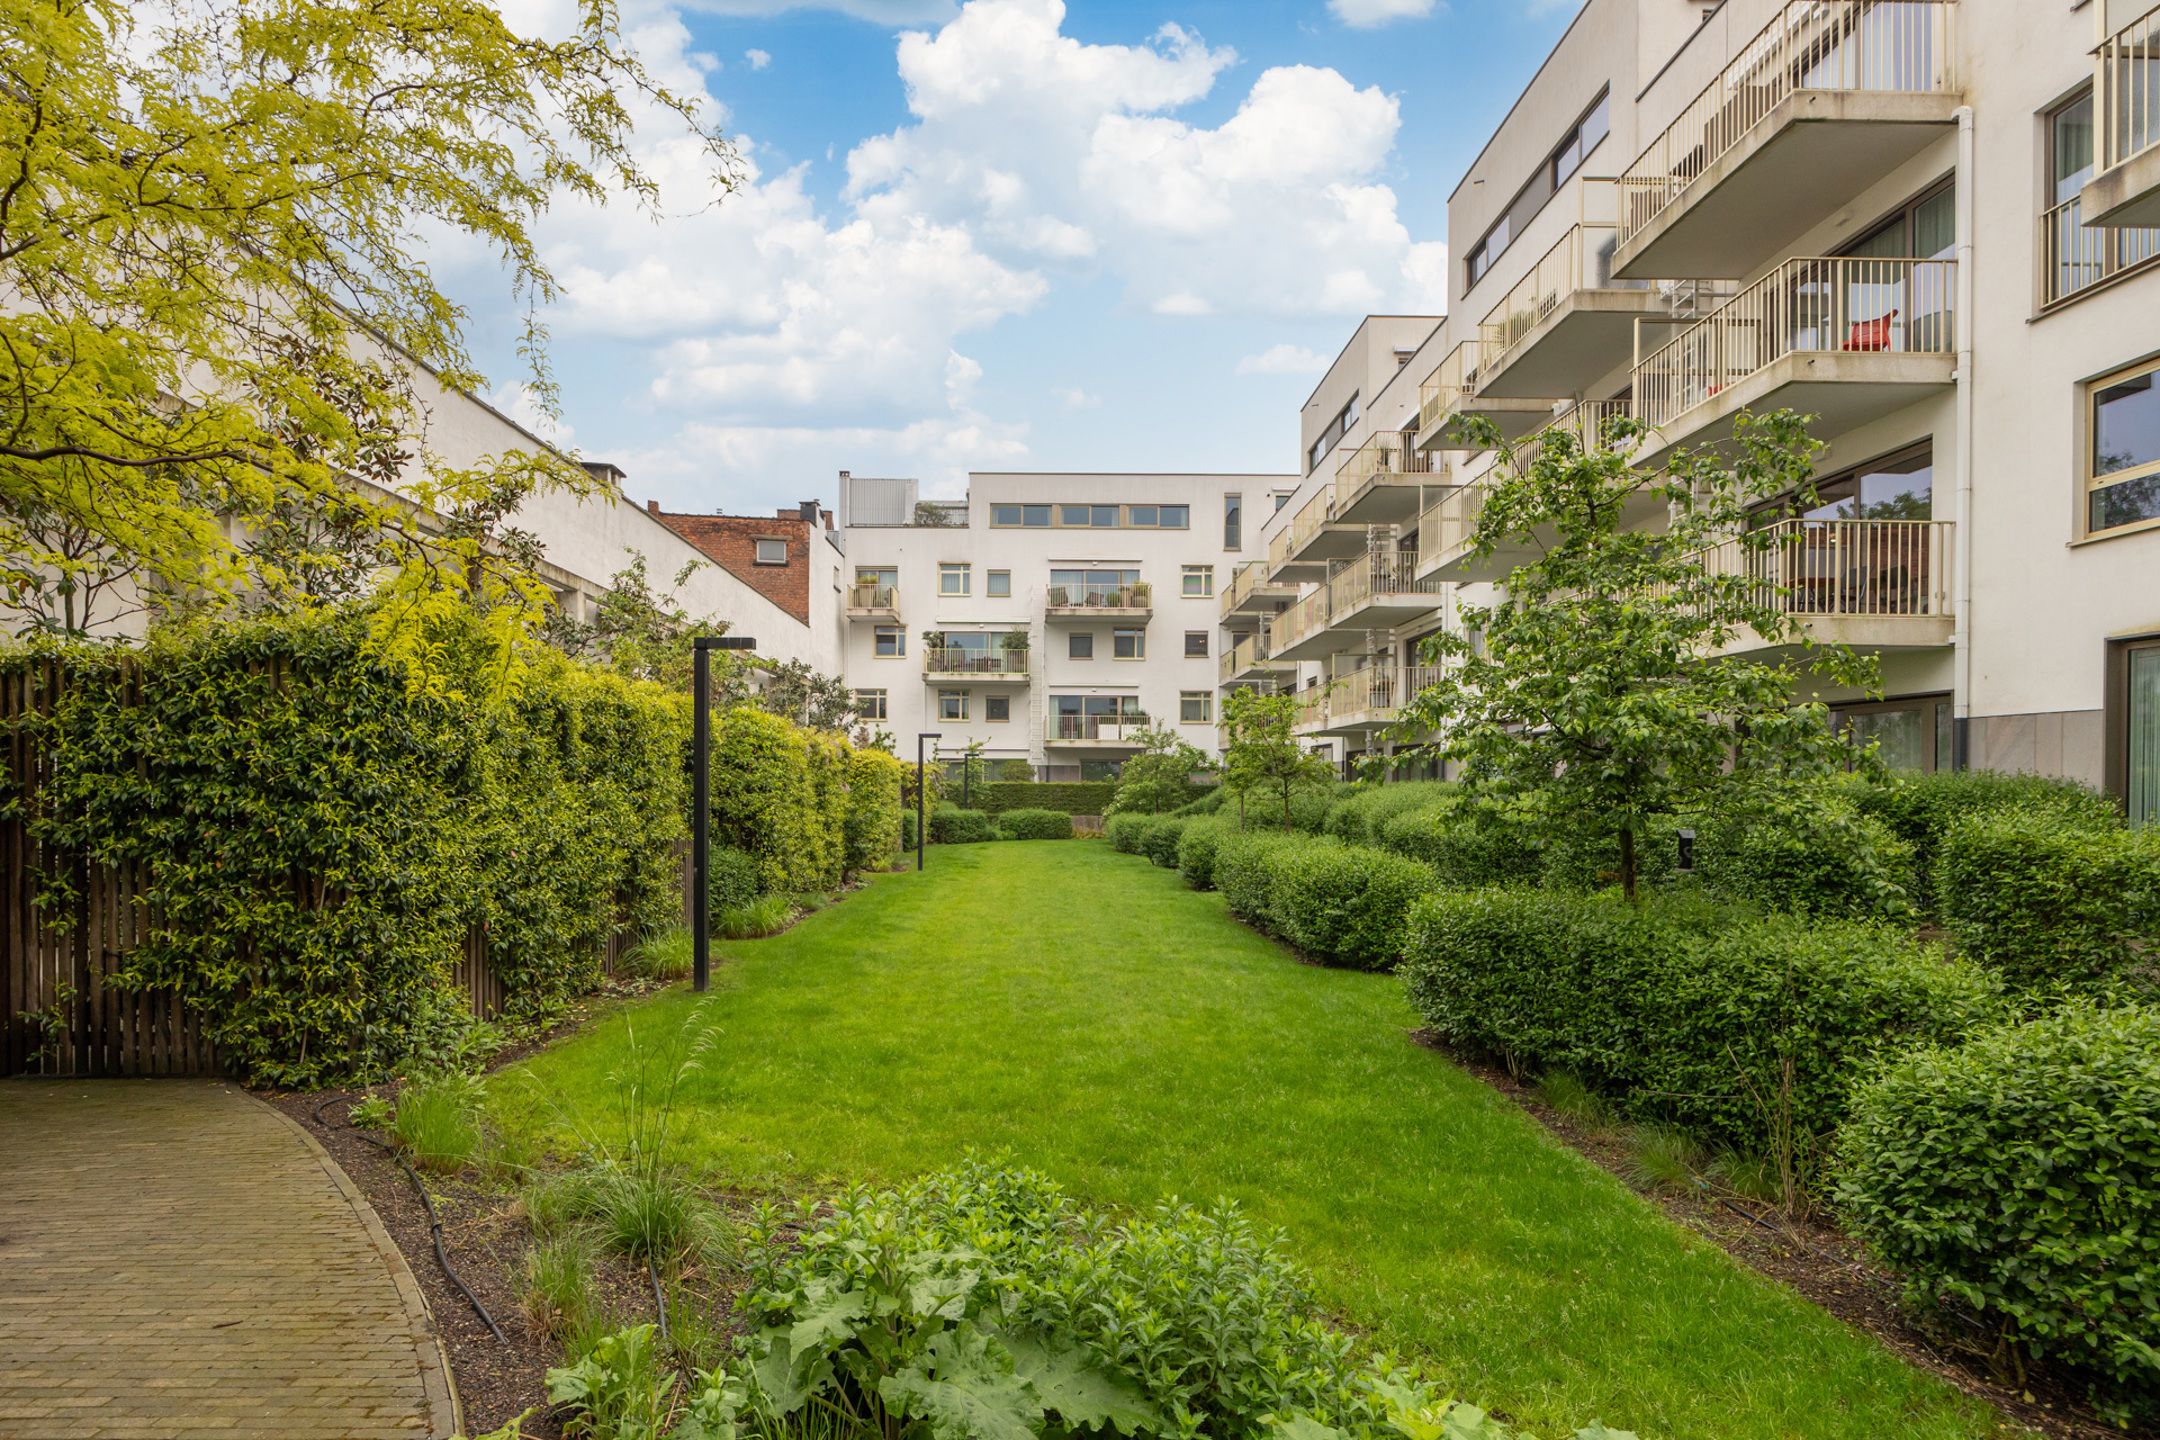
top-left (1046, 714), bottom-right (1151, 743)
top-left (1269, 489), bottom-right (1337, 571)
top-left (1291, 685), bottom-right (1331, 731)
top-left (1477, 180), bottom-right (1647, 380)
top-left (1274, 584), bottom-right (1333, 654)
top-left (1420, 481), bottom-right (1491, 573)
top-left (1633, 256), bottom-right (1957, 432)
top-left (2098, 2), bottom-right (2160, 178)
top-left (847, 582), bottom-right (897, 611)
top-left (1219, 560), bottom-right (1287, 617)
top-left (1617, 0), bottom-right (1961, 248)
top-left (924, 647), bottom-right (1029, 676)
top-left (1517, 398), bottom-right (1635, 472)
top-left (1218, 633), bottom-right (1287, 684)
top-left (1416, 340), bottom-right (1484, 436)
top-left (1681, 518), bottom-right (1954, 622)
top-left (2041, 195), bottom-right (2160, 306)
top-left (1325, 549), bottom-right (1447, 617)
top-left (1045, 584), bottom-right (1151, 610)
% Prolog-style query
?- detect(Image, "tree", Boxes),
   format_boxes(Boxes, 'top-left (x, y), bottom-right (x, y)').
top-left (1219, 690), bottom-right (1331, 831)
top-left (0, 0), bottom-right (733, 658)
top-left (1107, 725), bottom-right (1211, 816)
top-left (996, 759), bottom-right (1035, 782)
top-left (1393, 410), bottom-right (1877, 899)
top-left (545, 554), bottom-right (726, 693)
top-left (756, 660), bottom-right (859, 733)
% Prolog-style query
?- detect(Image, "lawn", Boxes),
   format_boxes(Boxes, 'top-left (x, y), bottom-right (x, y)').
top-left (492, 841), bottom-right (2016, 1440)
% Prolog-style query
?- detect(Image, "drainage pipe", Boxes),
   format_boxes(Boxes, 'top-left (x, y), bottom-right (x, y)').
top-left (1952, 103), bottom-right (1977, 770)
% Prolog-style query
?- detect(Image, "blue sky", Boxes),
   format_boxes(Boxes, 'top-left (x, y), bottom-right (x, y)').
top-left (475, 0), bottom-right (1581, 514)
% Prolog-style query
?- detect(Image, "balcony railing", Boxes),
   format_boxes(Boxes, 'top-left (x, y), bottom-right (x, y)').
top-left (847, 582), bottom-right (897, 612)
top-left (1682, 518), bottom-right (1954, 624)
top-left (924, 647), bottom-right (1029, 677)
top-left (1219, 560), bottom-right (1289, 617)
top-left (1477, 179), bottom-right (1646, 380)
top-left (1517, 398), bottom-right (1634, 471)
top-left (1416, 340), bottom-right (1483, 436)
top-left (1420, 482), bottom-right (1491, 574)
top-left (2098, 2), bottom-right (2160, 178)
top-left (2041, 195), bottom-right (2160, 307)
top-left (1269, 489), bottom-right (1337, 571)
top-left (1291, 685), bottom-right (1331, 731)
top-left (1294, 662), bottom-right (1448, 730)
top-left (1335, 431), bottom-right (1440, 488)
top-left (1617, 0), bottom-right (1960, 249)
top-left (1274, 584), bottom-right (1334, 654)
top-left (1633, 256), bottom-right (1957, 432)
top-left (1046, 714), bottom-right (1151, 743)
top-left (1218, 633), bottom-right (1288, 684)
top-left (1326, 549), bottom-right (1447, 617)
top-left (1045, 584), bottom-right (1151, 611)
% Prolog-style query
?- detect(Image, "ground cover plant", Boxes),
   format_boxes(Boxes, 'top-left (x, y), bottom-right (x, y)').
top-left (493, 843), bottom-right (2014, 1440)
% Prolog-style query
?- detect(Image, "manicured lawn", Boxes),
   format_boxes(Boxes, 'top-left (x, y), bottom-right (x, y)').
top-left (492, 841), bottom-right (2016, 1440)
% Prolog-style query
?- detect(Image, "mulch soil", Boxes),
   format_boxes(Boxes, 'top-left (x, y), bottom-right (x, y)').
top-left (1413, 1031), bottom-right (2124, 1440)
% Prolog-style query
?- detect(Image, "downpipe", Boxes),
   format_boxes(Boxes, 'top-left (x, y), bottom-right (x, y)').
top-left (1951, 104), bottom-right (1977, 771)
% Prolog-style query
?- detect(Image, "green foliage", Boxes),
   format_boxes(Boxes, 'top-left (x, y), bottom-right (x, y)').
top-left (930, 808), bottom-right (997, 845)
top-left (1176, 819), bottom-right (1230, 890)
top-left (996, 760), bottom-right (1036, 782)
top-left (710, 848), bottom-right (763, 914)
top-left (843, 747), bottom-right (907, 877)
top-left (1108, 725), bottom-right (1213, 817)
top-left (1851, 770), bottom-right (2121, 908)
top-left (1376, 803), bottom-right (1544, 889)
top-left (1138, 817), bottom-right (1189, 868)
top-left (998, 809), bottom-right (1075, 841)
top-left (974, 781), bottom-right (1122, 817)
top-left (1212, 829), bottom-right (1299, 926)
top-left (1255, 838), bottom-right (1436, 971)
top-left (1321, 784), bottom-right (1456, 847)
top-left (1174, 786), bottom-right (1228, 817)
top-left (1104, 813), bottom-right (1151, 854)
top-left (717, 895), bottom-right (800, 940)
top-left (1936, 808), bottom-right (2160, 993)
top-left (1696, 785), bottom-right (1918, 922)
top-left (547, 1323), bottom-right (746, 1440)
top-left (1837, 1004), bottom-right (2160, 1421)
top-left (1400, 891), bottom-right (2001, 1176)
top-left (708, 708), bottom-right (876, 896)
top-left (1220, 690), bottom-right (1335, 832)
top-left (621, 929), bottom-right (694, 983)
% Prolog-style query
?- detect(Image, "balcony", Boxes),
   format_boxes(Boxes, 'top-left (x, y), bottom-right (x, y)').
top-left (1415, 340), bottom-right (1553, 452)
top-left (2084, 1), bottom-right (2160, 227)
top-left (1275, 551), bottom-right (1449, 662)
top-left (1613, 0), bottom-right (1961, 279)
top-left (1266, 489), bottom-right (1358, 579)
top-left (846, 582), bottom-right (900, 623)
top-left (1045, 714), bottom-right (1152, 748)
top-left (1515, 398), bottom-right (1636, 473)
top-left (1332, 432), bottom-right (1451, 527)
top-left (1219, 560), bottom-right (1296, 625)
top-left (1219, 632), bottom-right (1293, 687)
top-left (1288, 662), bottom-right (1444, 737)
top-left (1475, 180), bottom-right (1694, 399)
top-left (2042, 195), bottom-right (2160, 308)
top-left (1418, 465), bottom-right (1667, 586)
top-left (1045, 584), bottom-right (1151, 620)
top-left (1632, 256), bottom-right (1957, 466)
top-left (1290, 683), bottom-right (1332, 736)
top-left (924, 646), bottom-right (1031, 683)
top-left (1684, 518), bottom-right (1955, 656)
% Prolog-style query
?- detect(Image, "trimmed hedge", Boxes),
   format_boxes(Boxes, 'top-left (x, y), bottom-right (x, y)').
top-left (928, 807), bottom-right (996, 844)
top-left (1376, 803), bottom-right (1544, 888)
top-left (1936, 808), bottom-right (2160, 991)
top-left (1697, 789), bottom-right (1917, 921)
top-left (1265, 838), bottom-right (1436, 970)
top-left (974, 781), bottom-right (1209, 817)
top-left (1852, 769), bottom-right (2121, 907)
top-left (1320, 782), bottom-right (1456, 847)
top-left (1838, 1003), bottom-right (2160, 1419)
top-left (1176, 819), bottom-right (1229, 889)
top-left (997, 808), bottom-right (1075, 841)
top-left (1400, 889), bottom-right (2001, 1159)
top-left (710, 846), bottom-right (762, 911)
top-left (1139, 816), bottom-right (1189, 869)
top-left (1214, 829), bottom-right (1297, 925)
top-left (842, 746), bottom-right (905, 878)
top-left (1105, 812), bottom-right (1150, 854)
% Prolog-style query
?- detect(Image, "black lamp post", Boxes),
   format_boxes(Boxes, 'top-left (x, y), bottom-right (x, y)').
top-left (692, 634), bottom-right (758, 993)
top-left (916, 732), bottom-right (942, 869)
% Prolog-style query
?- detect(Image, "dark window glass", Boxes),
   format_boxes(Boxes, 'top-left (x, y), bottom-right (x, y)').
top-left (991, 504), bottom-right (1022, 526)
top-left (1184, 631), bottom-right (1208, 658)
top-left (1061, 504), bottom-right (1090, 526)
top-left (2096, 370), bottom-right (2160, 478)
top-left (1069, 632), bottom-right (1093, 659)
top-left (1160, 505), bottom-right (1189, 528)
top-left (1224, 494), bottom-right (1242, 550)
top-left (2092, 474), bottom-right (2160, 532)
top-left (1092, 505), bottom-right (1119, 527)
top-left (1023, 504), bottom-right (1051, 526)
top-left (986, 696), bottom-right (1010, 722)
top-left (1129, 505), bottom-right (1157, 527)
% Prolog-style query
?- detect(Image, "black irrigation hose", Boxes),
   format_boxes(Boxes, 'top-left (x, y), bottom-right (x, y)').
top-left (313, 1093), bottom-right (509, 1346)
top-left (648, 1256), bottom-right (670, 1343)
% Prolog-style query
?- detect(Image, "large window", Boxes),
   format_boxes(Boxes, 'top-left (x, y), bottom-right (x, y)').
top-left (1831, 694), bottom-right (1952, 773)
top-left (1180, 691), bottom-right (1213, 724)
top-left (1224, 493), bottom-right (1242, 551)
top-left (2128, 640), bottom-right (2160, 828)
top-left (854, 689), bottom-right (887, 721)
top-left (938, 689), bottom-right (970, 721)
top-left (2089, 358), bottom-right (2160, 536)
top-left (1113, 628), bottom-right (1146, 660)
top-left (1069, 632), bottom-right (1094, 659)
top-left (2044, 90), bottom-right (2160, 306)
top-left (873, 625), bottom-right (905, 657)
top-left (1049, 568), bottom-right (1141, 605)
top-left (939, 563), bottom-right (971, 596)
top-left (986, 695), bottom-right (1010, 723)
top-left (988, 503), bottom-right (1188, 529)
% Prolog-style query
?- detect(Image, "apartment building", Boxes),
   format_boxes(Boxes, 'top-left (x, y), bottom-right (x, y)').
top-left (1226, 0), bottom-right (2160, 826)
top-left (839, 472), bottom-right (1295, 780)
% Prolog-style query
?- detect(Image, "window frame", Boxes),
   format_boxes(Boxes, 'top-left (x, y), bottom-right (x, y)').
top-left (1180, 691), bottom-right (1213, 724)
top-left (2107, 633), bottom-right (2160, 827)
top-left (854, 689), bottom-right (888, 721)
top-left (1113, 628), bottom-right (1146, 660)
top-left (1068, 632), bottom-right (1094, 660)
top-left (987, 569), bottom-right (1012, 598)
top-left (1223, 493), bottom-right (1242, 551)
top-left (873, 625), bottom-right (906, 658)
top-left (1183, 630), bottom-right (1209, 659)
top-left (754, 537), bottom-right (789, 566)
top-left (938, 563), bottom-right (971, 597)
top-left (938, 689), bottom-right (970, 722)
top-left (1181, 564), bottom-right (1214, 598)
top-left (985, 694), bottom-right (1011, 724)
top-left (2085, 355), bottom-right (2160, 541)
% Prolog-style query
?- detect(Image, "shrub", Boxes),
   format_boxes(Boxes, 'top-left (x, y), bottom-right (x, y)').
top-left (1139, 817), bottom-right (1188, 869)
top-left (995, 759), bottom-right (1035, 782)
top-left (1176, 819), bottom-right (1229, 889)
top-left (976, 780), bottom-right (1123, 816)
top-left (1376, 803), bottom-right (1543, 887)
top-left (998, 808), bottom-right (1074, 841)
top-left (1266, 838), bottom-right (1435, 970)
top-left (1173, 786), bottom-right (1227, 817)
top-left (1697, 788), bottom-right (1917, 922)
top-left (1853, 769), bottom-right (2121, 907)
top-left (1211, 829), bottom-right (1296, 925)
top-left (1104, 812), bottom-right (1151, 854)
top-left (842, 747), bottom-right (906, 876)
top-left (708, 846), bottom-right (761, 913)
top-left (900, 807), bottom-right (921, 851)
top-left (1286, 784), bottom-right (1344, 834)
top-left (1539, 812), bottom-right (1681, 894)
top-left (1837, 1004), bottom-right (2160, 1420)
top-left (928, 807), bottom-right (996, 845)
top-left (619, 927), bottom-right (693, 982)
top-left (1937, 807), bottom-right (2160, 992)
top-left (1320, 782), bottom-right (1455, 847)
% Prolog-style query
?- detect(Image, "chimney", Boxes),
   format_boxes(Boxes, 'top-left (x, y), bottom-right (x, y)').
top-left (799, 500), bottom-right (819, 522)
top-left (646, 499), bottom-right (661, 514)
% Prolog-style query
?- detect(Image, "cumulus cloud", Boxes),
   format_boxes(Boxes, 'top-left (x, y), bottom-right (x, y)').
top-left (1327, 0), bottom-right (1440, 27)
top-left (1052, 386), bottom-right (1100, 409)
top-left (1235, 344), bottom-right (1330, 377)
top-left (744, 46), bottom-right (771, 67)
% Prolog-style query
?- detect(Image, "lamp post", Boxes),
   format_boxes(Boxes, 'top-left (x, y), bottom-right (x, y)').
top-left (692, 634), bottom-right (758, 994)
top-left (916, 732), bottom-right (942, 869)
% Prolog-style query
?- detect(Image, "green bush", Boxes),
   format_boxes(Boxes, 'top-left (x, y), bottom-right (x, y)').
top-left (1697, 788), bottom-right (1918, 922)
top-left (995, 759), bottom-right (1035, 782)
top-left (1212, 829), bottom-right (1296, 925)
top-left (842, 747), bottom-right (906, 877)
top-left (1265, 838), bottom-right (1435, 970)
top-left (1376, 803), bottom-right (1543, 887)
top-left (1852, 769), bottom-right (2121, 907)
top-left (708, 846), bottom-right (761, 912)
top-left (1936, 807), bottom-right (2160, 992)
top-left (1173, 786), bottom-right (1227, 817)
top-left (998, 808), bottom-right (1074, 841)
top-left (900, 807), bottom-right (921, 851)
top-left (976, 780), bottom-right (1124, 816)
top-left (928, 808), bottom-right (996, 845)
top-left (1320, 782), bottom-right (1455, 847)
top-left (1287, 784), bottom-right (1345, 834)
top-left (1139, 816), bottom-right (1188, 869)
top-left (1176, 819), bottom-right (1230, 889)
top-left (1837, 1003), bottom-right (2160, 1420)
top-left (708, 707), bottom-right (820, 895)
top-left (1400, 889), bottom-right (2000, 1162)
top-left (1104, 812), bottom-right (1150, 854)
top-left (1538, 813), bottom-right (1682, 894)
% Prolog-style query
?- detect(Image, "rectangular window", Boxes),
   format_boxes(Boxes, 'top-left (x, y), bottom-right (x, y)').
top-left (1184, 631), bottom-right (1209, 658)
top-left (856, 566), bottom-right (897, 589)
top-left (1224, 493), bottom-right (1242, 551)
top-left (1069, 632), bottom-right (1094, 659)
top-left (1180, 691), bottom-right (1213, 724)
top-left (1159, 505), bottom-right (1189, 529)
top-left (939, 563), bottom-right (971, 596)
top-left (990, 504), bottom-right (1022, 526)
top-left (986, 695), bottom-right (1010, 723)
top-left (874, 625), bottom-right (905, 657)
top-left (854, 689), bottom-right (888, 721)
top-left (1831, 695), bottom-right (1950, 773)
top-left (1113, 628), bottom-right (1145, 660)
top-left (1128, 505), bottom-right (1157, 527)
top-left (2130, 642), bottom-right (2160, 828)
top-left (2089, 358), bottom-right (2160, 536)
top-left (755, 538), bottom-right (788, 565)
top-left (1060, 504), bottom-right (1091, 526)
top-left (939, 689), bottom-right (969, 721)
top-left (987, 569), bottom-right (1012, 598)
top-left (1181, 565), bottom-right (1214, 598)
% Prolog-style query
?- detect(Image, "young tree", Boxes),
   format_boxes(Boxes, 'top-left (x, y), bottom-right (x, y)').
top-left (1394, 409), bottom-right (1877, 899)
top-left (545, 554), bottom-right (726, 693)
top-left (757, 660), bottom-right (859, 733)
top-left (1219, 689), bottom-right (1333, 832)
top-left (1108, 725), bottom-right (1212, 815)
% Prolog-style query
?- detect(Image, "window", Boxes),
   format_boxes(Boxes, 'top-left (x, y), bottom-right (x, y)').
top-left (1550, 90), bottom-right (1610, 188)
top-left (856, 566), bottom-right (897, 590)
top-left (1049, 568), bottom-right (1142, 606)
top-left (2089, 358), bottom-right (2160, 535)
top-left (1308, 393), bottom-right (1359, 473)
top-left (938, 690), bottom-right (970, 721)
top-left (1830, 694), bottom-right (1952, 773)
top-left (939, 563), bottom-right (970, 596)
top-left (1180, 691), bottom-right (1213, 724)
top-left (873, 625), bottom-right (905, 657)
top-left (986, 695), bottom-right (1010, 723)
top-left (1113, 628), bottom-right (1146, 660)
top-left (1080, 759), bottom-right (1122, 781)
top-left (1184, 631), bottom-right (1209, 658)
top-left (987, 569), bottom-right (1012, 598)
top-left (1158, 505), bottom-right (1189, 529)
top-left (1224, 493), bottom-right (1242, 550)
top-left (1129, 504), bottom-right (1156, 527)
top-left (755, 538), bottom-right (788, 565)
top-left (990, 504), bottom-right (1054, 527)
top-left (854, 689), bottom-right (887, 721)
top-left (1467, 87), bottom-right (1610, 291)
top-left (1069, 632), bottom-right (1094, 659)
top-left (1181, 565), bottom-right (1213, 598)
top-left (2121, 638), bottom-right (2160, 828)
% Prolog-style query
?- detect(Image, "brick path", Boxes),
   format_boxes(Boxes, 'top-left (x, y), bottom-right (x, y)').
top-left (0, 1082), bottom-right (457, 1440)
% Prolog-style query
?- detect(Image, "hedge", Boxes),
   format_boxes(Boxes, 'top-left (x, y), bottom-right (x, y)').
top-left (972, 780), bottom-right (1196, 816)
top-left (1400, 889), bottom-right (2001, 1162)
top-left (1376, 803), bottom-right (1544, 888)
top-left (1936, 808), bottom-right (2160, 992)
top-left (710, 846), bottom-right (762, 911)
top-left (842, 747), bottom-right (906, 877)
top-left (998, 808), bottom-right (1074, 841)
top-left (1139, 816), bottom-right (1189, 869)
top-left (1320, 782), bottom-right (1455, 847)
top-left (928, 807), bottom-right (996, 844)
top-left (1176, 819), bottom-right (1229, 889)
top-left (1838, 1003), bottom-right (2160, 1420)
top-left (1214, 829), bottom-right (1298, 926)
top-left (1852, 769), bottom-right (2121, 908)
top-left (1263, 837), bottom-right (1436, 970)
top-left (1105, 812), bottom-right (1151, 853)
top-left (1696, 789), bottom-right (1917, 922)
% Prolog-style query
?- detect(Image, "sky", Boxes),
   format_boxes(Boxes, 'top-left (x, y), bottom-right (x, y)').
top-left (466, 0), bottom-right (1583, 515)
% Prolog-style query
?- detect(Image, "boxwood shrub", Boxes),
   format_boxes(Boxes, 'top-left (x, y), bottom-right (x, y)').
top-left (1139, 816), bottom-right (1189, 869)
top-left (1264, 838), bottom-right (1436, 970)
top-left (1320, 782), bottom-right (1456, 846)
top-left (1852, 769), bottom-right (2121, 907)
top-left (1104, 812), bottom-right (1150, 854)
top-left (997, 808), bottom-right (1074, 841)
top-left (1376, 803), bottom-right (1544, 888)
top-left (1837, 1003), bottom-right (2160, 1421)
top-left (1696, 790), bottom-right (1917, 922)
top-left (1212, 829), bottom-right (1296, 925)
top-left (1176, 819), bottom-right (1229, 889)
top-left (1936, 807), bottom-right (2160, 992)
top-left (928, 807), bottom-right (996, 845)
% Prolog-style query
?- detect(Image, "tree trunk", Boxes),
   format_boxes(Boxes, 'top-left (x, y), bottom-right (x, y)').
top-left (1282, 786), bottom-right (1292, 833)
top-left (1619, 823), bottom-right (1639, 903)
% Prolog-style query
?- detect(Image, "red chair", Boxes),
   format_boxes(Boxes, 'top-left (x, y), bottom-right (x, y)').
top-left (1846, 309), bottom-right (1898, 352)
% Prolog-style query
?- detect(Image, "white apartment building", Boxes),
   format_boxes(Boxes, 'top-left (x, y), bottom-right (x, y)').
top-left (837, 472), bottom-right (1294, 780)
top-left (1224, 0), bottom-right (2160, 826)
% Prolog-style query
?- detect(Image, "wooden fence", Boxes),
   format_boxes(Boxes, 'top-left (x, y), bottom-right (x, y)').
top-left (1, 659), bottom-right (691, 1078)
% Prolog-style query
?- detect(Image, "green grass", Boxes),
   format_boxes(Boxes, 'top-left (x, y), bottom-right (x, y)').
top-left (491, 842), bottom-right (2017, 1440)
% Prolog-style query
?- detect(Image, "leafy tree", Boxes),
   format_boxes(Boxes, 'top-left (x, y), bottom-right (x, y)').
top-left (1394, 410), bottom-right (1877, 899)
top-left (1108, 725), bottom-right (1211, 816)
top-left (996, 759), bottom-right (1035, 782)
top-left (1219, 691), bottom-right (1330, 831)
top-left (757, 660), bottom-right (859, 733)
top-left (0, 0), bottom-right (732, 658)
top-left (546, 554), bottom-right (727, 693)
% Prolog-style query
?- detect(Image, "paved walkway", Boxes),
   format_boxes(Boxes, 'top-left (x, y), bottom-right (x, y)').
top-left (0, 1082), bottom-right (457, 1440)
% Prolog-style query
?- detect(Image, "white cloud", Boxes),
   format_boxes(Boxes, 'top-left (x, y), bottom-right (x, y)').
top-left (744, 47), bottom-right (771, 68)
top-left (684, 0), bottom-right (955, 19)
top-left (1151, 292), bottom-right (1211, 317)
top-left (1052, 386), bottom-right (1099, 409)
top-left (1327, 0), bottom-right (1439, 28)
top-left (1235, 344), bottom-right (1330, 377)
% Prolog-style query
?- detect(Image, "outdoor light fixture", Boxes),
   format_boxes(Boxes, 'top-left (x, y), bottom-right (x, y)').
top-left (1676, 827), bottom-right (1697, 874)
top-left (916, 733), bottom-right (942, 870)
top-left (692, 634), bottom-right (759, 993)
